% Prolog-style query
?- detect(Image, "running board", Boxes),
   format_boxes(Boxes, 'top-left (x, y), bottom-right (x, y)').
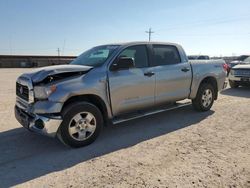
top-left (112, 101), bottom-right (191, 125)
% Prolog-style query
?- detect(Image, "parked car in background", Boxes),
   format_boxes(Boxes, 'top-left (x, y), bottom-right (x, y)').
top-left (15, 42), bottom-right (227, 147)
top-left (228, 57), bottom-right (250, 88)
top-left (188, 55), bottom-right (210, 60)
top-left (227, 55), bottom-right (250, 73)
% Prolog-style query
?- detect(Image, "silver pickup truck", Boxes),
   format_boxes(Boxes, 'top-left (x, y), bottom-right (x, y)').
top-left (15, 42), bottom-right (227, 147)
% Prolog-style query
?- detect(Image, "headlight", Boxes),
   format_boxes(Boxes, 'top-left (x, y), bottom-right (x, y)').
top-left (34, 85), bottom-right (57, 99)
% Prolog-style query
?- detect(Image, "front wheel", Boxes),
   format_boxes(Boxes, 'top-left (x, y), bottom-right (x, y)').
top-left (192, 83), bottom-right (215, 112)
top-left (57, 102), bottom-right (103, 148)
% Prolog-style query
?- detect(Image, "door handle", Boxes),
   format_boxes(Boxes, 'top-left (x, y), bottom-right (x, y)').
top-left (181, 67), bottom-right (190, 72)
top-left (144, 72), bottom-right (155, 77)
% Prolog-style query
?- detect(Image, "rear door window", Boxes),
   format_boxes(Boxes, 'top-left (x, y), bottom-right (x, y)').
top-left (152, 45), bottom-right (181, 66)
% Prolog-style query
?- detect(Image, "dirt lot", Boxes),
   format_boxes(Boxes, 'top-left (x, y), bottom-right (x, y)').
top-left (0, 69), bottom-right (249, 188)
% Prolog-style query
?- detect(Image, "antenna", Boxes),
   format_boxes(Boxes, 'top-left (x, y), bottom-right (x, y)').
top-left (145, 28), bottom-right (154, 42)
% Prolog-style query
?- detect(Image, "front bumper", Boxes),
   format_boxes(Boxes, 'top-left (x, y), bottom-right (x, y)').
top-left (229, 74), bottom-right (250, 83)
top-left (15, 105), bottom-right (62, 137)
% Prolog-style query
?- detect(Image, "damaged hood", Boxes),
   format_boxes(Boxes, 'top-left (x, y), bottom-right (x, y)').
top-left (21, 64), bottom-right (93, 84)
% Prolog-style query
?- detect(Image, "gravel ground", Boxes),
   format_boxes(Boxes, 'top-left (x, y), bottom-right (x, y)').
top-left (0, 69), bottom-right (249, 188)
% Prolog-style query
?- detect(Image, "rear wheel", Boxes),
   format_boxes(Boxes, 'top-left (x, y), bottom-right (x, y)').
top-left (57, 102), bottom-right (103, 148)
top-left (192, 83), bottom-right (215, 112)
top-left (229, 80), bottom-right (239, 88)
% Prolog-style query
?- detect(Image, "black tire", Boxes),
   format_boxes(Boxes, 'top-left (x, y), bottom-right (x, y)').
top-left (229, 80), bottom-right (239, 88)
top-left (192, 83), bottom-right (215, 112)
top-left (57, 102), bottom-right (103, 148)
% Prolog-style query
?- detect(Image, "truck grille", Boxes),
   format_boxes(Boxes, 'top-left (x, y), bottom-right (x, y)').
top-left (16, 82), bottom-right (29, 101)
top-left (234, 69), bottom-right (250, 77)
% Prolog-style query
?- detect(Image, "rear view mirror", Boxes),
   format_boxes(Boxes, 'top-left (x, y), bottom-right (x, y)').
top-left (110, 57), bottom-right (135, 71)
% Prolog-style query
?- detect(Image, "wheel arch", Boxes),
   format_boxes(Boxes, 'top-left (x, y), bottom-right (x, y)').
top-left (190, 75), bottom-right (219, 100)
top-left (198, 76), bottom-right (218, 100)
top-left (61, 94), bottom-right (110, 125)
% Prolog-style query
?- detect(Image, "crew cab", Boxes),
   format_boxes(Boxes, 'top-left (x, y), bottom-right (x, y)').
top-left (15, 42), bottom-right (227, 147)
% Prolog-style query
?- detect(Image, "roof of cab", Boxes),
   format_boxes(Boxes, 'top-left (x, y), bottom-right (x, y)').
top-left (102, 41), bottom-right (180, 47)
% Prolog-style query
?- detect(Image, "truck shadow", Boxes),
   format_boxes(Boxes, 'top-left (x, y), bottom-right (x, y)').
top-left (0, 105), bottom-right (214, 187)
top-left (220, 86), bottom-right (250, 98)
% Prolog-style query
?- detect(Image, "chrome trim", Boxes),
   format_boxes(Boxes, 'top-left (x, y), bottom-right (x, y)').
top-left (113, 102), bottom-right (191, 124)
top-left (16, 97), bottom-right (29, 110)
top-left (15, 106), bottom-right (62, 137)
top-left (29, 115), bottom-right (62, 137)
top-left (16, 76), bottom-right (34, 104)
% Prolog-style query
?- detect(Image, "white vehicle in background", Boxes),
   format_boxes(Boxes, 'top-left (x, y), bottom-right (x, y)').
top-left (229, 57), bottom-right (250, 88)
top-left (227, 55), bottom-right (250, 75)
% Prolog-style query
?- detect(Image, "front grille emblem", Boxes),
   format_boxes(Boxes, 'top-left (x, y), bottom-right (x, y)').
top-left (19, 86), bottom-right (23, 95)
top-left (16, 82), bottom-right (30, 102)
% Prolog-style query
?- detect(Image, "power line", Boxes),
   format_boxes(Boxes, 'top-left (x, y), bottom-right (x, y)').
top-left (171, 33), bottom-right (250, 37)
top-left (160, 14), bottom-right (250, 32)
top-left (145, 28), bottom-right (154, 42)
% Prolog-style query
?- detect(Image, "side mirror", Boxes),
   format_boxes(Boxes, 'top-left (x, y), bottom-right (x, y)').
top-left (110, 57), bottom-right (135, 71)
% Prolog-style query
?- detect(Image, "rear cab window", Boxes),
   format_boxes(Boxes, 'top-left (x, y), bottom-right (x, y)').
top-left (152, 45), bottom-right (181, 66)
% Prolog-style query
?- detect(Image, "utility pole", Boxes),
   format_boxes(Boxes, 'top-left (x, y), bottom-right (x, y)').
top-left (145, 28), bottom-right (154, 42)
top-left (57, 48), bottom-right (60, 57)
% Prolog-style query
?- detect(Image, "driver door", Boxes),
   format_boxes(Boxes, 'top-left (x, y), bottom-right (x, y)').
top-left (108, 45), bottom-right (155, 116)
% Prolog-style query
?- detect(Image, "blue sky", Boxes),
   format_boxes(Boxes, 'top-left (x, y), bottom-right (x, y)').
top-left (0, 0), bottom-right (249, 56)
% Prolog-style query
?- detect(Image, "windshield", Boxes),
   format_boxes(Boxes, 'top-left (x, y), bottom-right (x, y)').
top-left (70, 45), bottom-right (120, 67)
top-left (243, 57), bottom-right (250, 64)
top-left (237, 55), bottom-right (249, 61)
